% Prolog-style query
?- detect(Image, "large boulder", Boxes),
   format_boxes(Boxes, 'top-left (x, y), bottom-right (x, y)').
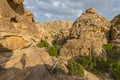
top-left (0, 36), bottom-right (28, 51)
top-left (110, 14), bottom-right (120, 50)
top-left (59, 8), bottom-right (111, 60)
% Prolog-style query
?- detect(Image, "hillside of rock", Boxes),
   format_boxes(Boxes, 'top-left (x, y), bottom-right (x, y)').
top-left (0, 0), bottom-right (119, 80)
top-left (0, 0), bottom-right (89, 80)
top-left (110, 14), bottom-right (120, 50)
top-left (0, 0), bottom-right (43, 69)
top-left (36, 21), bottom-right (72, 45)
top-left (0, 0), bottom-right (52, 80)
top-left (59, 8), bottom-right (111, 60)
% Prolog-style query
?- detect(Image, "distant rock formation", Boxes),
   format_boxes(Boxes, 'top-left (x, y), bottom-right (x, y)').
top-left (60, 8), bottom-right (111, 60)
top-left (110, 14), bottom-right (120, 50)
top-left (36, 21), bottom-right (72, 44)
top-left (37, 20), bottom-right (72, 32)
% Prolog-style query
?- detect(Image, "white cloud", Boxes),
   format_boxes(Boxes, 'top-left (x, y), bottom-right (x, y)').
top-left (45, 13), bottom-right (52, 18)
top-left (53, 1), bottom-right (60, 7)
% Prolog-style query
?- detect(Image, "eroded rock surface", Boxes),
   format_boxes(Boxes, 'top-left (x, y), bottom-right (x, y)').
top-left (60, 8), bottom-right (111, 60)
top-left (36, 21), bottom-right (72, 45)
top-left (110, 14), bottom-right (120, 50)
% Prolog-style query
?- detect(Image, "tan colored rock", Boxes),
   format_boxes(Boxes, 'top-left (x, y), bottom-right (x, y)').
top-left (60, 8), bottom-right (111, 60)
top-left (36, 21), bottom-right (72, 45)
top-left (1, 47), bottom-right (53, 80)
top-left (110, 14), bottom-right (120, 49)
top-left (23, 10), bottom-right (35, 22)
top-left (5, 47), bottom-right (53, 69)
top-left (37, 20), bottom-right (72, 32)
top-left (0, 0), bottom-right (39, 36)
top-left (13, 0), bottom-right (24, 4)
top-left (0, 36), bottom-right (28, 50)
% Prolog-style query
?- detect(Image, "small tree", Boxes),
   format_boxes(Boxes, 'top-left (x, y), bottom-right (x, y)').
top-left (103, 43), bottom-right (114, 52)
top-left (37, 40), bottom-right (49, 48)
top-left (68, 59), bottom-right (85, 77)
top-left (111, 62), bottom-right (120, 80)
top-left (77, 55), bottom-right (108, 74)
top-left (48, 45), bottom-right (59, 56)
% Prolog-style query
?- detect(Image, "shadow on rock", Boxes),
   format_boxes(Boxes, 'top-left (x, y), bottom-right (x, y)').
top-left (0, 44), bottom-right (13, 69)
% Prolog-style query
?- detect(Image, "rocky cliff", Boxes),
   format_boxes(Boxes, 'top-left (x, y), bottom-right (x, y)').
top-left (0, 1), bottom-right (87, 80)
top-left (59, 8), bottom-right (111, 60)
top-left (0, 0), bottom-right (53, 80)
top-left (0, 0), bottom-right (38, 35)
top-left (0, 0), bottom-right (43, 68)
top-left (110, 14), bottom-right (120, 50)
top-left (0, 0), bottom-right (119, 80)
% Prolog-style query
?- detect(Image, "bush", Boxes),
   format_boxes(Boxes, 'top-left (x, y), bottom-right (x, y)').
top-left (77, 55), bottom-right (108, 74)
top-left (77, 56), bottom-right (90, 69)
top-left (54, 60), bottom-right (66, 74)
top-left (95, 57), bottom-right (109, 72)
top-left (103, 43), bottom-right (114, 52)
top-left (68, 59), bottom-right (85, 77)
top-left (52, 39), bottom-right (57, 45)
top-left (107, 50), bottom-right (120, 63)
top-left (37, 40), bottom-right (49, 48)
top-left (48, 45), bottom-right (59, 56)
top-left (111, 62), bottom-right (120, 80)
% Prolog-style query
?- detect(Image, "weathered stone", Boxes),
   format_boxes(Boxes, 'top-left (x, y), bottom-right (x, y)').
top-left (110, 14), bottom-right (120, 50)
top-left (0, 36), bottom-right (29, 50)
top-left (0, 0), bottom-right (39, 36)
top-left (59, 8), bottom-right (111, 60)
top-left (36, 21), bottom-right (72, 45)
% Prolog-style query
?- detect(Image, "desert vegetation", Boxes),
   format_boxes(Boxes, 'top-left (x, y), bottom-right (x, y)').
top-left (37, 40), bottom-right (49, 48)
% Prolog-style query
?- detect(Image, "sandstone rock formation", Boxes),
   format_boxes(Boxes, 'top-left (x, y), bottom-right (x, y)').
top-left (0, 1), bottom-right (82, 80)
top-left (0, 0), bottom-right (42, 67)
top-left (0, 0), bottom-right (116, 79)
top-left (110, 14), bottom-right (120, 50)
top-left (36, 21), bottom-right (72, 45)
top-left (0, 36), bottom-right (28, 51)
top-left (0, 0), bottom-right (39, 35)
top-left (60, 8), bottom-right (111, 60)
top-left (37, 20), bottom-right (72, 32)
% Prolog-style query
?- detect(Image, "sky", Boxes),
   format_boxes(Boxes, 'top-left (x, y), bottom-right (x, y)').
top-left (23, 0), bottom-right (120, 22)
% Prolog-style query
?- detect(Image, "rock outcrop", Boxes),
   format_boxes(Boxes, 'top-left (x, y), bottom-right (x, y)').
top-left (0, 36), bottom-right (28, 51)
top-left (0, 47), bottom-right (54, 80)
top-left (0, 0), bottom-right (43, 75)
top-left (36, 21), bottom-right (72, 45)
top-left (0, 0), bottom-right (117, 79)
top-left (60, 8), bottom-right (111, 60)
top-left (110, 14), bottom-right (120, 50)
top-left (37, 20), bottom-right (72, 32)
top-left (0, 0), bottom-right (39, 35)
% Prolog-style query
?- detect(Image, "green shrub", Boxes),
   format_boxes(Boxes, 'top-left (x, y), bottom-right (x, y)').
top-left (103, 43), bottom-right (114, 52)
top-left (68, 59), bottom-right (85, 77)
top-left (111, 62), bottom-right (120, 80)
top-left (77, 56), bottom-right (90, 69)
top-left (55, 60), bottom-right (66, 74)
top-left (52, 39), bottom-right (57, 45)
top-left (37, 40), bottom-right (49, 48)
top-left (95, 57), bottom-right (109, 72)
top-left (48, 45), bottom-right (59, 56)
top-left (77, 55), bottom-right (108, 74)
top-left (107, 50), bottom-right (120, 63)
